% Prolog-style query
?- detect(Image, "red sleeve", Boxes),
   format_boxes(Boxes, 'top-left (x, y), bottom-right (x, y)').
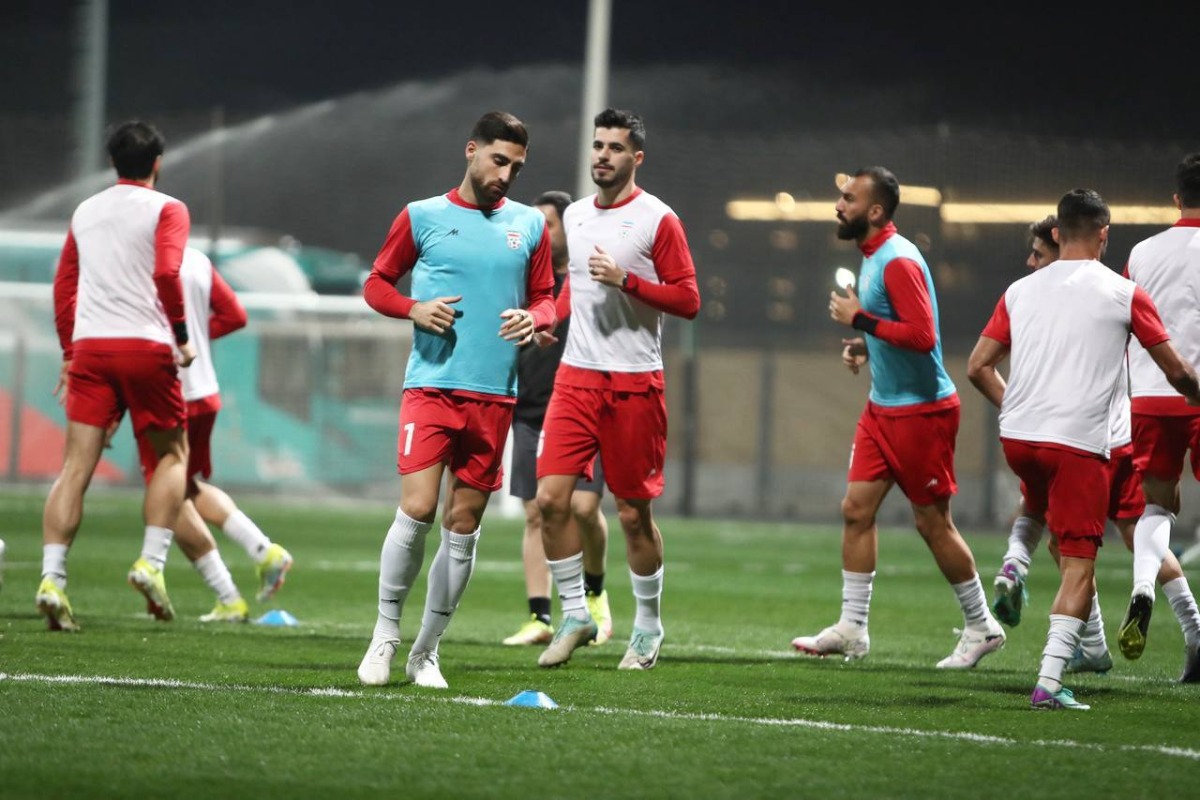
top-left (208, 269), bottom-right (248, 340)
top-left (1130, 286), bottom-right (1171, 348)
top-left (363, 208), bottom-right (419, 318)
top-left (525, 225), bottom-right (556, 331)
top-left (554, 274), bottom-right (572, 326)
top-left (621, 214), bottom-right (700, 319)
top-left (852, 259), bottom-right (937, 352)
top-left (153, 201), bottom-right (190, 327)
top-left (981, 294), bottom-right (1011, 345)
top-left (53, 229), bottom-right (79, 359)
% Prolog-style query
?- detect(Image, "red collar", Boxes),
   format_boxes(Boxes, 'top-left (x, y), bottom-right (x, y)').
top-left (859, 221), bottom-right (897, 256)
top-left (1172, 217), bottom-right (1200, 228)
top-left (594, 187), bottom-right (643, 210)
top-left (448, 187), bottom-right (505, 211)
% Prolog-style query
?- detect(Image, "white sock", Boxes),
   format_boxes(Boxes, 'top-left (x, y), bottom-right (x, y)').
top-left (192, 550), bottom-right (241, 605)
top-left (630, 565), bottom-right (664, 635)
top-left (223, 510), bottom-right (272, 563)
top-left (1132, 505), bottom-right (1174, 597)
top-left (1038, 614), bottom-right (1086, 693)
top-left (547, 551), bottom-right (588, 620)
top-left (952, 574), bottom-right (994, 631)
top-left (838, 570), bottom-right (874, 630)
top-left (141, 525), bottom-right (174, 571)
top-left (375, 508), bottom-right (433, 637)
top-left (1080, 592), bottom-right (1107, 652)
top-left (42, 543), bottom-right (69, 586)
top-left (1163, 576), bottom-right (1200, 647)
top-left (410, 527), bottom-right (479, 655)
top-left (1003, 516), bottom-right (1043, 571)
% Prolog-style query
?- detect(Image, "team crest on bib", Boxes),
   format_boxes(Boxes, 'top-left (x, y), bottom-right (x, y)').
top-left (619, 221), bottom-right (635, 239)
top-left (506, 230), bottom-right (522, 249)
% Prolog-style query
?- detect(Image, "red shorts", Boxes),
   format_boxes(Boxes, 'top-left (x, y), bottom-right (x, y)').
top-left (848, 404), bottom-right (958, 506)
top-left (1003, 439), bottom-right (1107, 559)
top-left (136, 406), bottom-right (216, 493)
top-left (538, 381), bottom-right (667, 500)
top-left (67, 346), bottom-right (185, 436)
top-left (1132, 413), bottom-right (1200, 483)
top-left (398, 388), bottom-right (514, 492)
top-left (1106, 444), bottom-right (1144, 521)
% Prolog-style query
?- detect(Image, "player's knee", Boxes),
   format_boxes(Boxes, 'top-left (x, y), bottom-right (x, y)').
top-left (841, 495), bottom-right (874, 529)
top-left (400, 497), bottom-right (438, 523)
top-left (536, 487), bottom-right (569, 522)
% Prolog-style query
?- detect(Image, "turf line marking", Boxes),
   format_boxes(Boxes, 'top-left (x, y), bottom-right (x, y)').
top-left (2, 671), bottom-right (1196, 761)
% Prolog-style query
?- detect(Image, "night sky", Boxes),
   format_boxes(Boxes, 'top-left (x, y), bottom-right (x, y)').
top-left (3, 1), bottom-right (1198, 141)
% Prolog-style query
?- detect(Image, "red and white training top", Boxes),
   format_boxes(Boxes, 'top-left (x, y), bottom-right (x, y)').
top-left (178, 247), bottom-right (248, 404)
top-left (981, 259), bottom-right (1169, 456)
top-left (53, 180), bottom-right (190, 358)
top-left (1125, 218), bottom-right (1200, 416)
top-left (558, 188), bottom-right (700, 376)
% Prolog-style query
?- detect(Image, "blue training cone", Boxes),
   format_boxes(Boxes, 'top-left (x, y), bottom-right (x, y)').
top-left (504, 690), bottom-right (558, 709)
top-left (254, 609), bottom-right (299, 627)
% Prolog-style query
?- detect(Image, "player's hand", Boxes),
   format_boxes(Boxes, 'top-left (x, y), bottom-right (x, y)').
top-left (411, 295), bottom-right (462, 335)
top-left (53, 360), bottom-right (70, 405)
top-left (829, 286), bottom-right (861, 326)
top-left (533, 330), bottom-right (558, 349)
top-left (1188, 393), bottom-right (1200, 407)
top-left (842, 337), bottom-right (868, 375)
top-left (588, 245), bottom-right (624, 287)
top-left (499, 308), bottom-right (536, 345)
top-left (177, 341), bottom-right (197, 368)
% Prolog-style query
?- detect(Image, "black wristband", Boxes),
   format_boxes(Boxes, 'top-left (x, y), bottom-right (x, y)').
top-left (851, 311), bottom-right (878, 336)
top-left (172, 321), bottom-right (190, 345)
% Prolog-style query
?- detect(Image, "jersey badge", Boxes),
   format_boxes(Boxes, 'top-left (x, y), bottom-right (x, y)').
top-left (506, 230), bottom-right (522, 250)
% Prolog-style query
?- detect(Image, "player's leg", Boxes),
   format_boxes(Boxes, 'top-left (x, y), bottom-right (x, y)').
top-left (1063, 523), bottom-right (1113, 674)
top-left (38, 419), bottom-right (107, 631)
top-left (912, 497), bottom-right (1006, 669)
top-left (790, 477), bottom-right (890, 660)
top-left (992, 496), bottom-right (1043, 627)
top-left (129, 423), bottom-right (188, 622)
top-left (794, 407), bottom-right (894, 659)
top-left (613, 495), bottom-right (667, 670)
top-left (406, 473), bottom-right (491, 689)
top-left (574, 465), bottom-right (612, 645)
top-left (172, 499), bottom-right (247, 622)
top-left (1123, 415), bottom-right (1187, 657)
top-left (193, 479), bottom-right (294, 602)
top-left (536, 385), bottom-right (601, 667)
top-left (359, 390), bottom-right (449, 686)
top-left (502, 418), bottom-right (553, 645)
top-left (1031, 553), bottom-right (1094, 710)
top-left (405, 395), bottom-right (510, 688)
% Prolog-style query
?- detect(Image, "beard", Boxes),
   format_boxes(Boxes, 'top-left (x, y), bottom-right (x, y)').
top-left (836, 214), bottom-right (869, 241)
top-left (591, 163), bottom-right (628, 189)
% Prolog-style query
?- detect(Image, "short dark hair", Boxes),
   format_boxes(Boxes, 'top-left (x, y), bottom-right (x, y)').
top-left (106, 120), bottom-right (165, 179)
top-left (469, 111), bottom-right (528, 148)
top-left (1177, 152), bottom-right (1200, 208)
top-left (594, 108), bottom-right (645, 150)
top-left (854, 166), bottom-right (901, 220)
top-left (1056, 189), bottom-right (1110, 241)
top-left (533, 190), bottom-right (571, 220)
top-left (1029, 215), bottom-right (1058, 250)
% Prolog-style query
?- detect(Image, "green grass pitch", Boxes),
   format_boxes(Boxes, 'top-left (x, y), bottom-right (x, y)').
top-left (1, 490), bottom-right (1197, 798)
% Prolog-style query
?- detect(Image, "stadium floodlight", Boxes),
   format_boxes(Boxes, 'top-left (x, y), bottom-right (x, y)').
top-left (834, 267), bottom-right (856, 290)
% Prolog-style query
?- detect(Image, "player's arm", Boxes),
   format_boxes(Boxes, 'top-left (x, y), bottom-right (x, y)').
top-left (842, 258), bottom-right (937, 351)
top-left (155, 202), bottom-right (195, 366)
top-left (1132, 286), bottom-right (1200, 403)
top-left (501, 227), bottom-right (556, 345)
top-left (51, 228), bottom-right (80, 400)
top-left (52, 228), bottom-right (79, 361)
top-left (966, 294), bottom-right (1011, 409)
top-left (623, 214), bottom-right (700, 319)
top-left (363, 208), bottom-right (460, 333)
top-left (208, 268), bottom-right (248, 340)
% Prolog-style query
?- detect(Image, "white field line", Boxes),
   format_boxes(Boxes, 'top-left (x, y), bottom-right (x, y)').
top-left (2, 671), bottom-right (1196, 762)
